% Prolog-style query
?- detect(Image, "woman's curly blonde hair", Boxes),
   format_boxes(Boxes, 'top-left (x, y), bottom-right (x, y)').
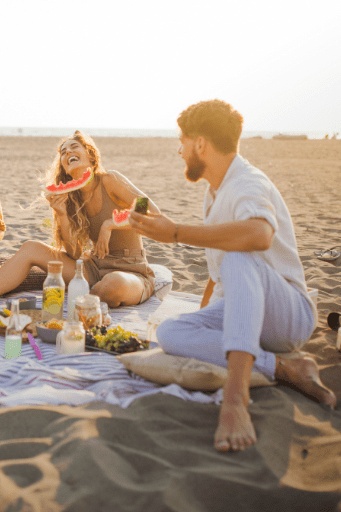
top-left (45, 131), bottom-right (105, 250)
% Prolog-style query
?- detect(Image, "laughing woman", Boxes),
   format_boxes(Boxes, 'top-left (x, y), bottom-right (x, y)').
top-left (0, 131), bottom-right (159, 306)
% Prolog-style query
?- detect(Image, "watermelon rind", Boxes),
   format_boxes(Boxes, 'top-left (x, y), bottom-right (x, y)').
top-left (134, 197), bottom-right (149, 214)
top-left (41, 168), bottom-right (94, 195)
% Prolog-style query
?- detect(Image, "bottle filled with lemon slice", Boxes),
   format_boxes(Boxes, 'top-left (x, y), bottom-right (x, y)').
top-left (42, 261), bottom-right (65, 322)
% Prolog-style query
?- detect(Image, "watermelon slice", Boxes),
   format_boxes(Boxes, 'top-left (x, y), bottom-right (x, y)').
top-left (112, 208), bottom-right (131, 227)
top-left (112, 197), bottom-right (149, 227)
top-left (41, 168), bottom-right (94, 195)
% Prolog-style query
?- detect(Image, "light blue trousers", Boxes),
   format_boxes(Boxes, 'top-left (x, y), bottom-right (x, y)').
top-left (156, 252), bottom-right (315, 379)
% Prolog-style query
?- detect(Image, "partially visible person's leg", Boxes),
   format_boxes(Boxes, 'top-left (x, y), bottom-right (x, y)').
top-left (0, 240), bottom-right (78, 295)
top-left (0, 201), bottom-right (5, 242)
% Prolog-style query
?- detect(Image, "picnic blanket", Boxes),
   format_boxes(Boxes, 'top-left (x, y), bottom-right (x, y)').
top-left (0, 290), bottom-right (224, 408)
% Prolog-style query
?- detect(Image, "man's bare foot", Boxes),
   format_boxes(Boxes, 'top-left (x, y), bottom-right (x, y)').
top-left (275, 356), bottom-right (336, 408)
top-left (214, 391), bottom-right (257, 452)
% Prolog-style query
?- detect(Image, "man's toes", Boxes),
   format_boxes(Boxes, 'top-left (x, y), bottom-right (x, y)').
top-left (215, 439), bottom-right (231, 452)
top-left (244, 434), bottom-right (256, 448)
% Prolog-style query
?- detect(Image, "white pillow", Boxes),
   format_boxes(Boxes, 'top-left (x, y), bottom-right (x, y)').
top-left (150, 264), bottom-right (173, 300)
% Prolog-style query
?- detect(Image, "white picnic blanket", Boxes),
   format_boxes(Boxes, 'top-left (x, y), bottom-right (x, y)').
top-left (0, 291), bottom-right (223, 408)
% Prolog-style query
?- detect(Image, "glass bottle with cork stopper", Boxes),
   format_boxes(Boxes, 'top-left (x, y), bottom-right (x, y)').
top-left (42, 261), bottom-right (65, 322)
top-left (5, 298), bottom-right (23, 359)
top-left (67, 259), bottom-right (90, 321)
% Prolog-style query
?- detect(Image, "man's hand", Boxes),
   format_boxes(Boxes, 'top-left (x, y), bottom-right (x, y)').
top-left (129, 211), bottom-right (177, 243)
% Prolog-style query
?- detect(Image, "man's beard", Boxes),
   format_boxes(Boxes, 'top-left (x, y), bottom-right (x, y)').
top-left (184, 148), bottom-right (206, 182)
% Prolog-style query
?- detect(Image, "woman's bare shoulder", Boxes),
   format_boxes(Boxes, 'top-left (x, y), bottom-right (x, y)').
top-left (103, 171), bottom-right (144, 196)
top-left (102, 170), bottom-right (129, 188)
top-left (101, 171), bottom-right (138, 208)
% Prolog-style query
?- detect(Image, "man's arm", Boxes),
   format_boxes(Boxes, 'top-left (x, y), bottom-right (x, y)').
top-left (201, 277), bottom-right (215, 308)
top-left (129, 211), bottom-right (275, 253)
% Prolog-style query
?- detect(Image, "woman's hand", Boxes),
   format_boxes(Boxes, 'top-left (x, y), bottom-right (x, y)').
top-left (93, 220), bottom-right (112, 259)
top-left (46, 193), bottom-right (68, 217)
top-left (129, 211), bottom-right (177, 243)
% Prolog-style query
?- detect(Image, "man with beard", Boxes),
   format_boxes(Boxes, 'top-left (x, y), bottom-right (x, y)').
top-left (129, 99), bottom-right (336, 453)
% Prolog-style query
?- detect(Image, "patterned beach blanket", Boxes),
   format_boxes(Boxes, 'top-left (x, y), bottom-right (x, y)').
top-left (0, 290), bottom-right (223, 408)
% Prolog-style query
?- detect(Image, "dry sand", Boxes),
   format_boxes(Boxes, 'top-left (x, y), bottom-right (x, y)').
top-left (1, 136), bottom-right (341, 511)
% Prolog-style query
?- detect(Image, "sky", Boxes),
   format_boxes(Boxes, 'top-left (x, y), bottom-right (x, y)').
top-left (0, 0), bottom-right (340, 134)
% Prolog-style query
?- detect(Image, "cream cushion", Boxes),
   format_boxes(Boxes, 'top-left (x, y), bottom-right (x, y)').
top-left (117, 347), bottom-right (275, 391)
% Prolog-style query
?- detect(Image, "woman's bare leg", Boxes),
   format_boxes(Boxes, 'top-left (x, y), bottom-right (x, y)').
top-left (0, 240), bottom-right (79, 295)
top-left (90, 271), bottom-right (144, 308)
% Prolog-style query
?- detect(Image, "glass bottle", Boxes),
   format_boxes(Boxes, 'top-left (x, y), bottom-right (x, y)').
top-left (74, 294), bottom-right (102, 330)
top-left (56, 321), bottom-right (85, 355)
top-left (5, 299), bottom-right (22, 359)
top-left (42, 261), bottom-right (65, 322)
top-left (67, 259), bottom-right (90, 321)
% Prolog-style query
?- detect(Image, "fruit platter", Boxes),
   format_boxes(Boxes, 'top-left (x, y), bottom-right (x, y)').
top-left (85, 325), bottom-right (149, 355)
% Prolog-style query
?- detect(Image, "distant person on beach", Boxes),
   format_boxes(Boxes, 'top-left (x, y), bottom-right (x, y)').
top-left (0, 131), bottom-right (158, 306)
top-left (129, 99), bottom-right (336, 453)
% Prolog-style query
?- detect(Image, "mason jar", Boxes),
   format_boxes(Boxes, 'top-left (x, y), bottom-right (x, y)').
top-left (74, 294), bottom-right (102, 330)
top-left (56, 321), bottom-right (85, 355)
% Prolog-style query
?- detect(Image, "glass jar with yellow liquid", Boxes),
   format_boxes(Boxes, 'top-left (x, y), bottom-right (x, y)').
top-left (42, 261), bottom-right (65, 322)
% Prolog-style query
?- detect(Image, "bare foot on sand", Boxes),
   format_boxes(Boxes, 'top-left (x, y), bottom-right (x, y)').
top-left (214, 390), bottom-right (257, 452)
top-left (0, 201), bottom-right (5, 242)
top-left (214, 355), bottom-right (336, 454)
top-left (275, 356), bottom-right (336, 408)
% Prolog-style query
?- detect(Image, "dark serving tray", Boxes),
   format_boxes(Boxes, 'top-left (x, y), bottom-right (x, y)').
top-left (85, 344), bottom-right (148, 356)
top-left (85, 344), bottom-right (120, 356)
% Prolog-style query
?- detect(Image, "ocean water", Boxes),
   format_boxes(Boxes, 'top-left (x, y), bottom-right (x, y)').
top-left (0, 127), bottom-right (333, 139)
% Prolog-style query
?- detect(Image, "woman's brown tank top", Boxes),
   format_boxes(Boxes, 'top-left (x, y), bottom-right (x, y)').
top-left (87, 175), bottom-right (142, 253)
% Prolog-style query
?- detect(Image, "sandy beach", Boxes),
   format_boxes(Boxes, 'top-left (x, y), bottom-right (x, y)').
top-left (1, 136), bottom-right (341, 510)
